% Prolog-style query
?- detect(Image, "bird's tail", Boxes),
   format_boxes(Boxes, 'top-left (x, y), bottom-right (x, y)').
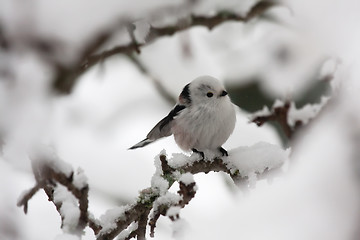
top-left (129, 138), bottom-right (154, 150)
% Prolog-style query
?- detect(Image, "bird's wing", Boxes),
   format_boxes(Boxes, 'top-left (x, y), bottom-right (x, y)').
top-left (129, 105), bottom-right (186, 150)
top-left (129, 138), bottom-right (154, 150)
top-left (147, 104), bottom-right (186, 140)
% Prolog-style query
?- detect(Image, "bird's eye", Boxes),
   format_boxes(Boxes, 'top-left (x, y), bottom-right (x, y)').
top-left (207, 92), bottom-right (213, 98)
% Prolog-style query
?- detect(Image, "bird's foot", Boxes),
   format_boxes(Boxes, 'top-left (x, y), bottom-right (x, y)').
top-left (218, 147), bottom-right (228, 157)
top-left (192, 148), bottom-right (204, 159)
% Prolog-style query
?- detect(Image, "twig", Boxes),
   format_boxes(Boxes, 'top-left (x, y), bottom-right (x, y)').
top-left (17, 182), bottom-right (42, 214)
top-left (126, 54), bottom-right (177, 105)
top-left (24, 160), bottom-right (93, 235)
top-left (135, 210), bottom-right (151, 240)
top-left (126, 23), bottom-right (141, 54)
top-left (251, 102), bottom-right (298, 138)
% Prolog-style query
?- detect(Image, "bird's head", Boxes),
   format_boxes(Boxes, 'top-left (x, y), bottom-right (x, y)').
top-left (179, 75), bottom-right (229, 106)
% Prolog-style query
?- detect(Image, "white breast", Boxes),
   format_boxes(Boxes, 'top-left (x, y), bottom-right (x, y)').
top-left (171, 98), bottom-right (236, 151)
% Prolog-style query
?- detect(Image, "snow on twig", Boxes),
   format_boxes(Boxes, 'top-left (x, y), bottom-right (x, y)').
top-left (251, 98), bottom-right (329, 138)
top-left (17, 146), bottom-right (94, 236)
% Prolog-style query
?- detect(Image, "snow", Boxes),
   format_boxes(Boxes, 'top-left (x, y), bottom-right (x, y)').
top-left (0, 160), bottom-right (23, 240)
top-left (250, 105), bottom-right (271, 119)
top-left (178, 173), bottom-right (195, 186)
top-left (53, 186), bottom-right (80, 233)
top-left (170, 218), bottom-right (189, 240)
top-left (318, 58), bottom-right (340, 80)
top-left (117, 222), bottom-right (138, 240)
top-left (167, 153), bottom-right (200, 168)
top-left (251, 98), bottom-right (329, 128)
top-left (151, 151), bottom-right (170, 194)
top-left (226, 142), bottom-right (288, 179)
top-left (30, 145), bottom-right (73, 178)
top-left (55, 233), bottom-right (80, 240)
top-left (151, 142), bottom-right (287, 191)
top-left (98, 206), bottom-right (128, 234)
top-left (153, 192), bottom-right (181, 211)
top-left (134, 20), bottom-right (151, 44)
top-left (151, 174), bottom-right (170, 195)
top-left (60, 201), bottom-right (81, 233)
top-left (273, 99), bottom-right (285, 108)
top-left (287, 97), bottom-right (329, 127)
top-left (166, 206), bottom-right (181, 218)
top-left (157, 142), bottom-right (287, 186)
top-left (72, 168), bottom-right (88, 190)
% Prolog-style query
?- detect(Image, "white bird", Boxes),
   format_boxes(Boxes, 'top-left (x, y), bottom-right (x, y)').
top-left (129, 75), bottom-right (236, 158)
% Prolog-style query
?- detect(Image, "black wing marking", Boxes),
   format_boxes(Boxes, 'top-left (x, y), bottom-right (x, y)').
top-left (179, 83), bottom-right (191, 105)
top-left (129, 105), bottom-right (186, 150)
top-left (159, 104), bottom-right (186, 130)
top-left (129, 138), bottom-right (154, 150)
top-left (147, 104), bottom-right (186, 140)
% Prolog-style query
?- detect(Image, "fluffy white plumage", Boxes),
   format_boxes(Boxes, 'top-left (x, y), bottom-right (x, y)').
top-left (130, 75), bottom-right (236, 157)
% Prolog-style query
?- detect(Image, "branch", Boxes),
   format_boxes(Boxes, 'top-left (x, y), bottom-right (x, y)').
top-left (1, 1), bottom-right (277, 94)
top-left (51, 19), bottom-right (128, 94)
top-left (251, 101), bottom-right (296, 138)
top-left (19, 142), bottom-right (286, 240)
top-left (250, 97), bottom-right (330, 139)
top-left (18, 159), bottom-right (98, 235)
top-left (80, 1), bottom-right (277, 76)
top-left (49, 0), bottom-right (278, 95)
top-left (97, 199), bottom-right (154, 240)
top-left (97, 148), bottom-right (282, 239)
top-left (148, 0), bottom-right (277, 35)
top-left (55, 1), bottom-right (277, 99)
top-left (51, 0), bottom-right (198, 94)
top-left (17, 182), bottom-right (42, 214)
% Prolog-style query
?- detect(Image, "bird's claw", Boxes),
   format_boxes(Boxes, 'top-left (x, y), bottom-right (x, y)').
top-left (192, 148), bottom-right (205, 159)
top-left (218, 147), bottom-right (228, 157)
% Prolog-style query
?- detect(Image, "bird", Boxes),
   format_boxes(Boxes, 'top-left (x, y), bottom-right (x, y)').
top-left (129, 75), bottom-right (236, 158)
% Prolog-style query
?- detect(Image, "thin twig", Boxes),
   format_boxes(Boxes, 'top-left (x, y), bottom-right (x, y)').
top-left (17, 182), bottom-right (42, 214)
top-left (126, 54), bottom-right (177, 105)
top-left (127, 23), bottom-right (141, 54)
top-left (251, 102), bottom-right (298, 138)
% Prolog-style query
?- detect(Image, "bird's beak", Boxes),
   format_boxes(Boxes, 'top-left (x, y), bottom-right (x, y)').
top-left (219, 90), bottom-right (228, 97)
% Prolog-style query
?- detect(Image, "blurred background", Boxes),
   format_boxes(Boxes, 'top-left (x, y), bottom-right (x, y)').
top-left (1, 0), bottom-right (360, 239)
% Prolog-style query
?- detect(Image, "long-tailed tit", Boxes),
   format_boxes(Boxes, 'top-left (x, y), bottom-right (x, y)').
top-left (130, 75), bottom-right (236, 157)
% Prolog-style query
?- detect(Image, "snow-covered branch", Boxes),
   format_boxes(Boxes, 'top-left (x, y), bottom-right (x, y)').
top-left (251, 98), bottom-right (329, 138)
top-left (17, 142), bottom-right (287, 239)
top-left (97, 143), bottom-right (287, 239)
top-left (17, 151), bottom-right (98, 236)
top-left (53, 0), bottom-right (277, 94)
